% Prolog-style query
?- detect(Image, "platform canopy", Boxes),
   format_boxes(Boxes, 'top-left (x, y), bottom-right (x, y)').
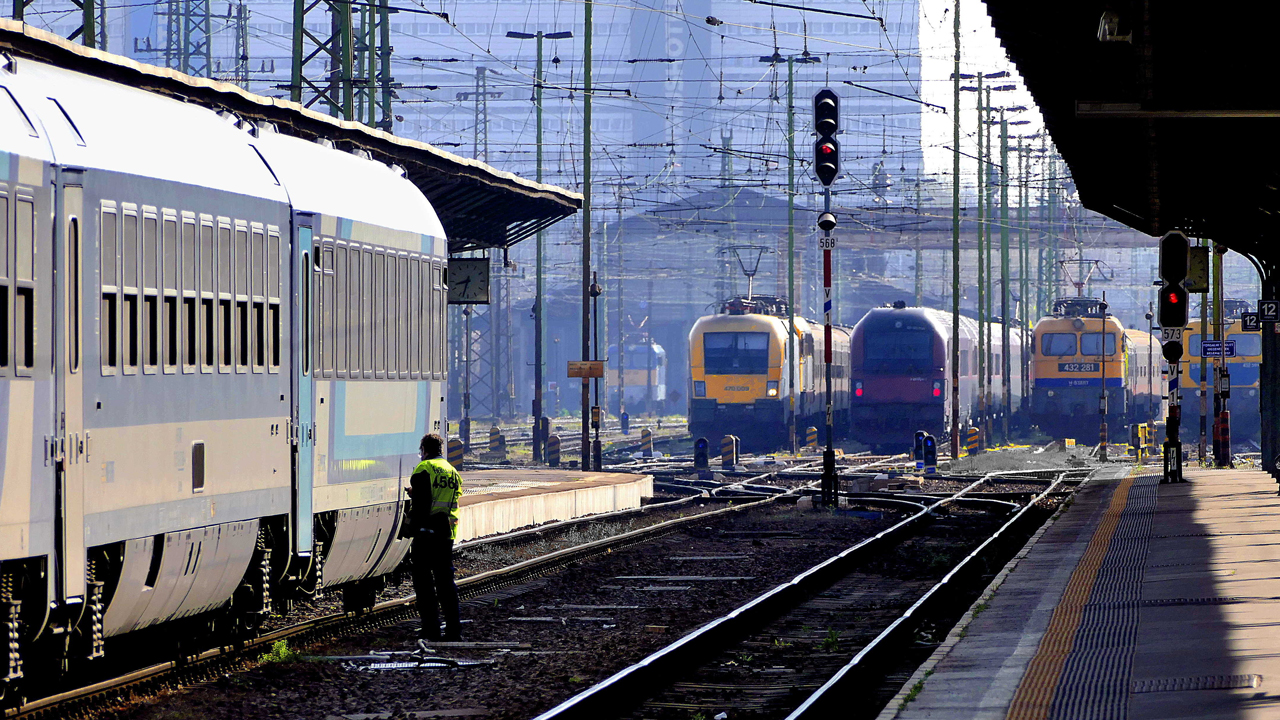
top-left (0, 20), bottom-right (580, 254)
top-left (982, 2), bottom-right (1280, 271)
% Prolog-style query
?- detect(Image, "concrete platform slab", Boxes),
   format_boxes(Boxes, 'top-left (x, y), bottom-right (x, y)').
top-left (455, 469), bottom-right (653, 542)
top-left (880, 467), bottom-right (1280, 720)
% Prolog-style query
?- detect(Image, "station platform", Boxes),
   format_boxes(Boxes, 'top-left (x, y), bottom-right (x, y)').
top-left (882, 465), bottom-right (1280, 720)
top-left (456, 468), bottom-right (653, 543)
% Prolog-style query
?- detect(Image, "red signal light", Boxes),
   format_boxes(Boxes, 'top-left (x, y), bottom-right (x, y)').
top-left (1167, 291), bottom-right (1180, 304)
top-left (855, 387), bottom-right (863, 397)
top-left (819, 142), bottom-right (836, 155)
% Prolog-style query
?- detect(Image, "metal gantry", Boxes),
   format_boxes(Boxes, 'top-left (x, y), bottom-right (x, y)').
top-left (289, 0), bottom-right (396, 129)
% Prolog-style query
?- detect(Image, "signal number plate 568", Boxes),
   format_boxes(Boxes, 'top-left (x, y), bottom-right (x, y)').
top-left (818, 236), bottom-right (838, 250)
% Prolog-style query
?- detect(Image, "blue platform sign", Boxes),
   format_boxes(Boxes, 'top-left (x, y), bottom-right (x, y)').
top-left (1200, 340), bottom-right (1236, 358)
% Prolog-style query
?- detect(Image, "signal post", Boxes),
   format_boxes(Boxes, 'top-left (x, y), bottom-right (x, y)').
top-left (1158, 231), bottom-right (1190, 483)
top-left (814, 89), bottom-right (839, 507)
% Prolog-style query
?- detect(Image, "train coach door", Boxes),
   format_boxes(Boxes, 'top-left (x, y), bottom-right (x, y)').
top-left (53, 170), bottom-right (87, 608)
top-left (290, 214), bottom-right (314, 560)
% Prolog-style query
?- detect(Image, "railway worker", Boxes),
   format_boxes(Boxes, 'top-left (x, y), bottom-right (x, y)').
top-left (406, 433), bottom-right (464, 641)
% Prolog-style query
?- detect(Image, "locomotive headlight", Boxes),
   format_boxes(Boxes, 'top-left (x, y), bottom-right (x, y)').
top-left (855, 380), bottom-right (863, 397)
top-left (694, 381), bottom-right (706, 397)
top-left (766, 381), bottom-right (779, 397)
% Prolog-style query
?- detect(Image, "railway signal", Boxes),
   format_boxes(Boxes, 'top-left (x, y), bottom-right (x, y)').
top-left (1157, 231), bottom-right (1189, 364)
top-left (813, 89), bottom-right (839, 187)
top-left (1156, 230), bottom-right (1189, 483)
top-left (922, 434), bottom-right (937, 475)
top-left (914, 430), bottom-right (926, 470)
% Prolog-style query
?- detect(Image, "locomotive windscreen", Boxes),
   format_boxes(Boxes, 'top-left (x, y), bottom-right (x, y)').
top-left (862, 327), bottom-right (933, 373)
top-left (703, 332), bottom-right (769, 374)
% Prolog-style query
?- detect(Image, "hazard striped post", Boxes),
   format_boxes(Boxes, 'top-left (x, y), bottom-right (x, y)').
top-left (546, 434), bottom-right (561, 467)
top-left (447, 438), bottom-right (465, 465)
top-left (641, 428), bottom-right (654, 457)
top-left (806, 426), bottom-right (818, 449)
top-left (721, 435), bottom-right (739, 470)
top-left (488, 426), bottom-right (500, 452)
top-left (965, 427), bottom-right (980, 456)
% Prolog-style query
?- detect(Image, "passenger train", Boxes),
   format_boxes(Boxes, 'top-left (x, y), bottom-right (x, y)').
top-left (606, 340), bottom-right (667, 415)
top-left (1029, 297), bottom-right (1161, 439)
top-left (688, 295), bottom-right (850, 448)
top-left (1181, 299), bottom-right (1261, 444)
top-left (848, 302), bottom-right (1023, 451)
top-left (0, 48), bottom-right (447, 701)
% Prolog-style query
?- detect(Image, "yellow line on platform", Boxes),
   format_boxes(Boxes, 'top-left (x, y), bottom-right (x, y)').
top-left (1005, 470), bottom-right (1138, 720)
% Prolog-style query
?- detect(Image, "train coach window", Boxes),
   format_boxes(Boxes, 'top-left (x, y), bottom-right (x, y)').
top-left (219, 299), bottom-right (232, 370)
top-left (1080, 332), bottom-right (1116, 356)
top-left (434, 265), bottom-right (445, 377)
top-left (70, 217), bottom-right (80, 373)
top-left (269, 302), bottom-right (280, 368)
top-left (361, 249), bottom-right (372, 377)
top-left (253, 302), bottom-right (264, 369)
top-left (0, 195), bottom-right (10, 371)
top-left (1187, 333), bottom-right (1200, 357)
top-left (373, 252), bottom-right (385, 375)
top-left (409, 257), bottom-right (421, 377)
top-left (320, 245), bottom-right (333, 376)
top-left (191, 442), bottom-right (205, 492)
top-left (1039, 333), bottom-right (1076, 357)
top-left (236, 300), bottom-right (249, 370)
top-left (1229, 333), bottom-right (1261, 357)
top-left (14, 197), bottom-right (32, 371)
top-left (703, 332), bottom-right (770, 375)
top-left (333, 246), bottom-right (346, 375)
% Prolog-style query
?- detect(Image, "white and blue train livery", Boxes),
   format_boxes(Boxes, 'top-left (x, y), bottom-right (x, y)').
top-left (0, 39), bottom-right (448, 702)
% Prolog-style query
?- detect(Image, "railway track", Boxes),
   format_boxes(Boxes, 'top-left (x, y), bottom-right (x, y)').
top-left (7, 458), bottom-right (837, 720)
top-left (531, 466), bottom-right (1093, 720)
top-left (17, 459), bottom-right (1088, 720)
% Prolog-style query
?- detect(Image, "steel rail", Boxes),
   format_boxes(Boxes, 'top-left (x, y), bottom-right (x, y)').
top-left (7, 490), bottom-right (790, 720)
top-left (529, 472), bottom-right (1001, 720)
top-left (784, 468), bottom-right (1090, 719)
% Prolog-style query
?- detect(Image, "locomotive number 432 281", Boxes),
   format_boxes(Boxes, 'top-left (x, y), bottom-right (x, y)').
top-left (1058, 362), bottom-right (1101, 372)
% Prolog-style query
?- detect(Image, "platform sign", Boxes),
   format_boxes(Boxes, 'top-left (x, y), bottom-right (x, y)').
top-left (567, 360), bottom-right (605, 378)
top-left (1261, 300), bottom-right (1279, 322)
top-left (1200, 340), bottom-right (1236, 358)
top-left (1242, 312), bottom-right (1261, 332)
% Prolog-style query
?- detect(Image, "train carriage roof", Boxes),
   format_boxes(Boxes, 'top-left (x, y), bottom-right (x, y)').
top-left (0, 19), bottom-right (579, 253)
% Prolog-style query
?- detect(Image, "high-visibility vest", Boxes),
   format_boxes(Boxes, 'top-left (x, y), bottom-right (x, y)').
top-left (410, 457), bottom-right (463, 540)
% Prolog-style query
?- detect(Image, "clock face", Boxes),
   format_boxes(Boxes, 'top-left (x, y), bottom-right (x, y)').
top-left (447, 258), bottom-right (491, 304)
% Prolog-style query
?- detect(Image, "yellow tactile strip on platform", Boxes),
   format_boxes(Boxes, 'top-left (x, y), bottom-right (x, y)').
top-left (1005, 470), bottom-right (1140, 720)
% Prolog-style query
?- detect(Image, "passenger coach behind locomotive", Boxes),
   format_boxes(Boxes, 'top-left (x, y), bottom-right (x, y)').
top-left (0, 46), bottom-right (450, 702)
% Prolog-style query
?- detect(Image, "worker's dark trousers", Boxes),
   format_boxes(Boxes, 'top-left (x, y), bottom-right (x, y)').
top-left (412, 517), bottom-right (461, 640)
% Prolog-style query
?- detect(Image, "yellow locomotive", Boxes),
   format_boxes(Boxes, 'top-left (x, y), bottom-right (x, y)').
top-left (688, 295), bottom-right (850, 448)
top-left (1180, 300), bottom-right (1260, 444)
top-left (1030, 297), bottom-right (1161, 439)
